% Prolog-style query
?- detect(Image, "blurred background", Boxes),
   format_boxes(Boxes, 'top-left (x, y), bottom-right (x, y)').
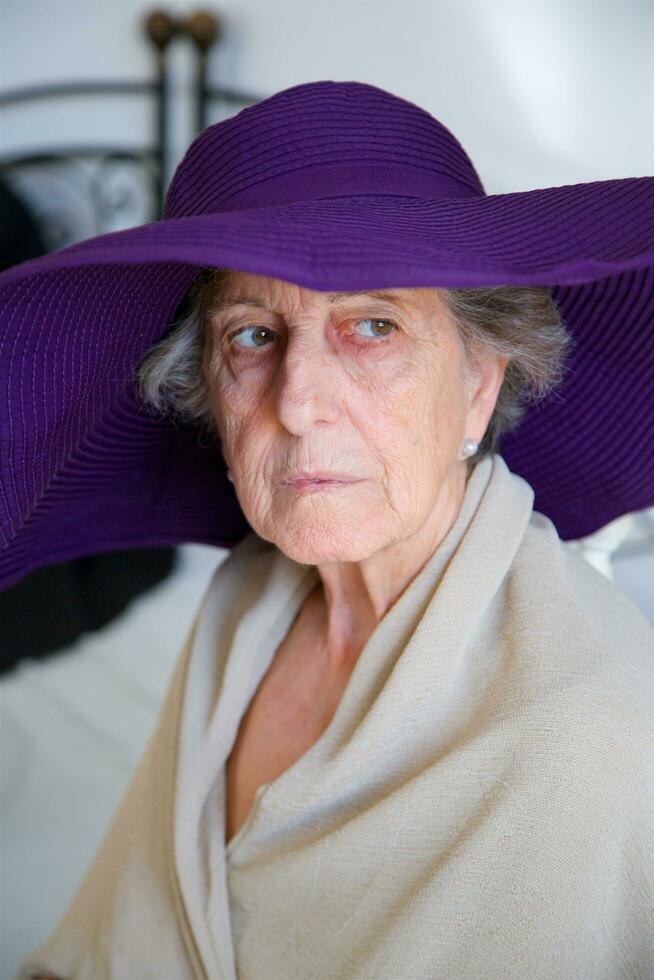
top-left (1, 1), bottom-right (653, 975)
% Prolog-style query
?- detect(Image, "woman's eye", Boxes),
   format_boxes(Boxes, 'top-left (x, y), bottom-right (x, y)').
top-left (352, 317), bottom-right (397, 340)
top-left (230, 325), bottom-right (277, 349)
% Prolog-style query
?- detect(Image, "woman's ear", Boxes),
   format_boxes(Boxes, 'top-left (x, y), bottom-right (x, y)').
top-left (464, 353), bottom-right (510, 443)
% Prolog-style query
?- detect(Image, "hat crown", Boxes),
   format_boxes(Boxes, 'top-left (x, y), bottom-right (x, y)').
top-left (163, 80), bottom-right (486, 218)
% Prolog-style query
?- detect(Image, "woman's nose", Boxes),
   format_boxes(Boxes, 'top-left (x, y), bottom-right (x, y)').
top-left (274, 332), bottom-right (341, 435)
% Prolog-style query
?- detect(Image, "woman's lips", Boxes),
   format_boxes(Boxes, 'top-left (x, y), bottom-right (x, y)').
top-left (283, 470), bottom-right (360, 482)
top-left (287, 477), bottom-right (365, 492)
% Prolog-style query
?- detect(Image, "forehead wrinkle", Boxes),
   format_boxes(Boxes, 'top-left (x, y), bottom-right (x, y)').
top-left (208, 289), bottom-right (416, 314)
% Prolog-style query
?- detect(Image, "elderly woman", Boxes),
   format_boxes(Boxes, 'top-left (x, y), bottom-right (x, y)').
top-left (2, 80), bottom-right (652, 980)
top-left (142, 266), bottom-right (549, 842)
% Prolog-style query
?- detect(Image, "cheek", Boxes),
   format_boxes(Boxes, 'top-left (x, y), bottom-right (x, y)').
top-left (350, 346), bottom-right (442, 451)
top-left (355, 345), bottom-right (467, 479)
top-left (207, 357), bottom-right (268, 447)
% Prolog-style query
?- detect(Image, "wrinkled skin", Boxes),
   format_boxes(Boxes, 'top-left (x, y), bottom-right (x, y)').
top-left (202, 271), bottom-right (508, 665)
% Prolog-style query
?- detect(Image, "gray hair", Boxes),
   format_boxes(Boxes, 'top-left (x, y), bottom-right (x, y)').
top-left (135, 267), bottom-right (574, 466)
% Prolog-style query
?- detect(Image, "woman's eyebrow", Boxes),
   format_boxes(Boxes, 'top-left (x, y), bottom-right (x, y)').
top-left (210, 290), bottom-right (409, 312)
top-left (328, 290), bottom-right (407, 305)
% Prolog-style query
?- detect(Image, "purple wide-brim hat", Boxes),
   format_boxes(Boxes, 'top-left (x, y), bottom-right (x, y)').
top-left (1, 79), bottom-right (653, 591)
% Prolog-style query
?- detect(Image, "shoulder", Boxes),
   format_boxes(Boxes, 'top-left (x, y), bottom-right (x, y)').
top-left (499, 509), bottom-right (653, 724)
top-left (495, 516), bottom-right (652, 823)
top-left (508, 508), bottom-right (653, 652)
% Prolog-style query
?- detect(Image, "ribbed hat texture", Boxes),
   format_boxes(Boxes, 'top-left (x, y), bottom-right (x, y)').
top-left (0, 79), bottom-right (652, 590)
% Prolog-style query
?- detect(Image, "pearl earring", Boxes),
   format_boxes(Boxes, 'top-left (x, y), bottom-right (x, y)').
top-left (460, 438), bottom-right (479, 459)
top-left (226, 469), bottom-right (234, 483)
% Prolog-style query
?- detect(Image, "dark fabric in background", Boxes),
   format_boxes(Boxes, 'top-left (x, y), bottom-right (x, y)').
top-left (0, 180), bottom-right (175, 675)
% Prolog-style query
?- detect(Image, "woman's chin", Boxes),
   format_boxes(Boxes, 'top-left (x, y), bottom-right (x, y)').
top-left (267, 521), bottom-right (383, 567)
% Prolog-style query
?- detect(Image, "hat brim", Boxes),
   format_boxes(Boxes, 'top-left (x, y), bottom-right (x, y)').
top-left (1, 179), bottom-right (653, 590)
top-left (5, 177), bottom-right (654, 285)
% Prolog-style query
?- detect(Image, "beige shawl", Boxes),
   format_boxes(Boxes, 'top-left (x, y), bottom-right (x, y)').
top-left (19, 453), bottom-right (653, 980)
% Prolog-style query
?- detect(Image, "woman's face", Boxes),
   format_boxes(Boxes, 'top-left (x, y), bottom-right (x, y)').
top-left (203, 271), bottom-right (506, 565)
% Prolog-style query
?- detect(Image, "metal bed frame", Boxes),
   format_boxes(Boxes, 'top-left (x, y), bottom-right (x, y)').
top-left (0, 7), bottom-right (263, 249)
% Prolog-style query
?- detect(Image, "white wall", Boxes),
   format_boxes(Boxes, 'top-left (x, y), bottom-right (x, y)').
top-left (2, 0), bottom-right (653, 191)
